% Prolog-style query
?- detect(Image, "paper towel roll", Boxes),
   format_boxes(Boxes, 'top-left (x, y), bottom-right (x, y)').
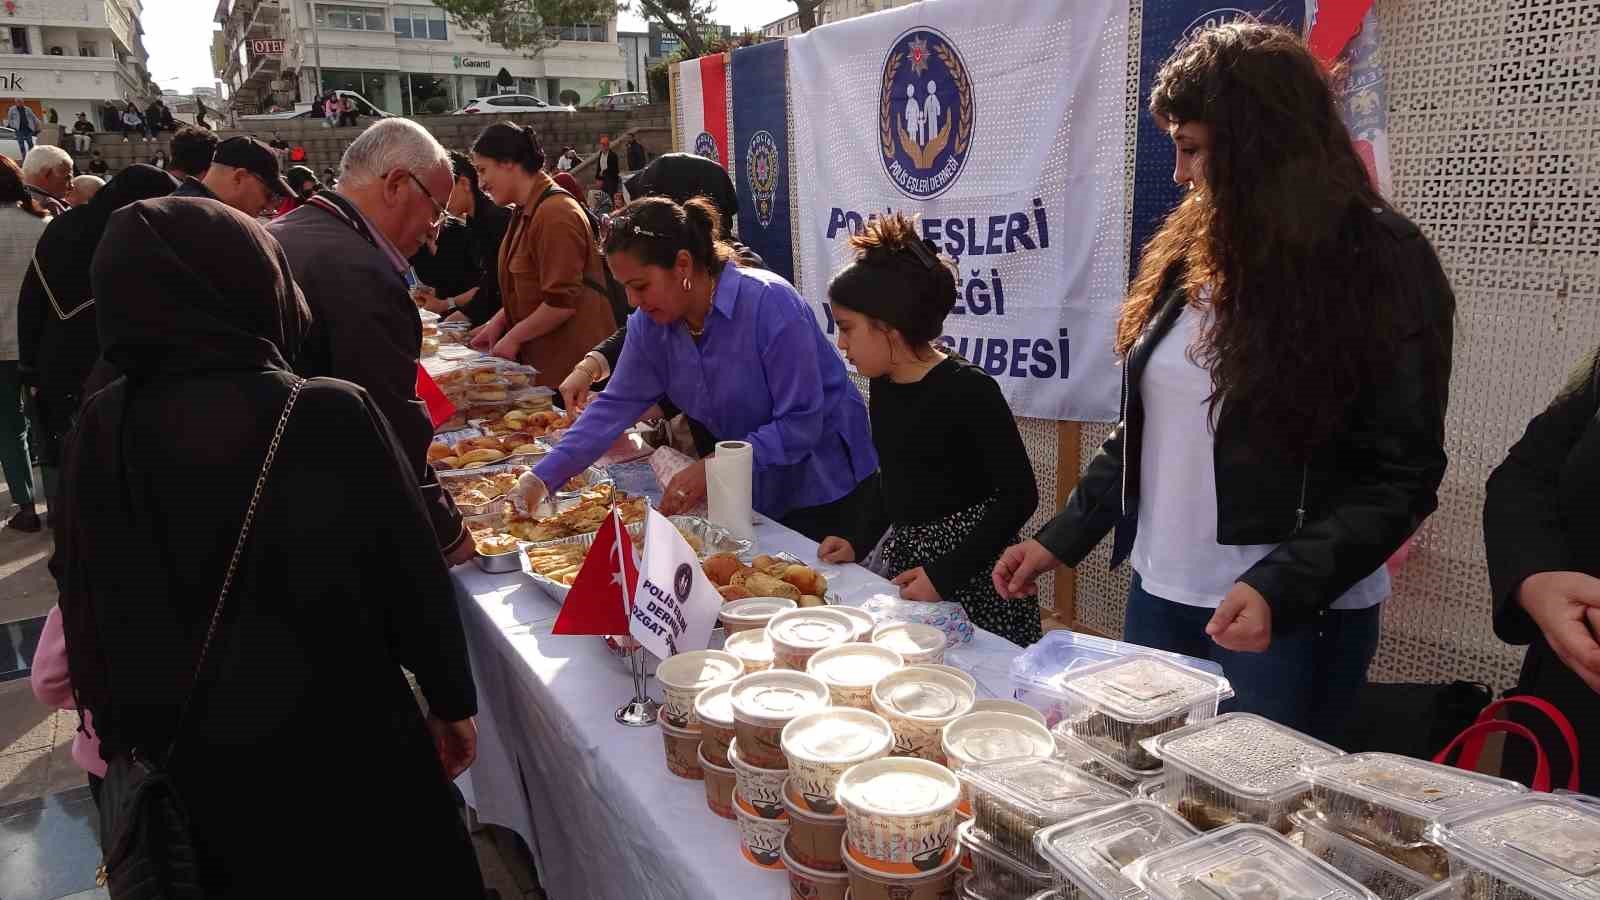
top-left (706, 440), bottom-right (754, 541)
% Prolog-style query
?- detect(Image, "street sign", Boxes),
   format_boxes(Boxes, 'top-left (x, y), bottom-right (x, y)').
top-left (251, 38), bottom-right (286, 55)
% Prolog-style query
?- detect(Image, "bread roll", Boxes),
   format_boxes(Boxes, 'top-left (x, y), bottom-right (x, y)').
top-left (458, 448), bottom-right (507, 465)
top-left (703, 553), bottom-right (743, 587)
top-left (718, 584), bottom-right (753, 602)
top-left (743, 572), bottom-right (801, 602)
top-left (428, 441), bottom-right (454, 461)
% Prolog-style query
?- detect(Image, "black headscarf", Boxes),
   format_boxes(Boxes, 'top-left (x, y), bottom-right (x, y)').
top-left (61, 198), bottom-right (310, 747)
top-left (93, 197), bottom-right (310, 377)
top-left (17, 164), bottom-right (178, 399)
top-left (623, 152), bottom-right (740, 234)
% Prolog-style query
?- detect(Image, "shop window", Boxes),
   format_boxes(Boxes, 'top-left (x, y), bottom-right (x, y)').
top-left (395, 5), bottom-right (447, 40)
top-left (317, 4), bottom-right (385, 31)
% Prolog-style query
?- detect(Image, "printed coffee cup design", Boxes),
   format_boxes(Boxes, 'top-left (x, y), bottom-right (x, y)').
top-left (735, 801), bottom-right (789, 870)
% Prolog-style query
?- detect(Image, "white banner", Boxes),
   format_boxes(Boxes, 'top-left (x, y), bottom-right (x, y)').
top-left (789, 0), bottom-right (1128, 421)
top-left (630, 508), bottom-right (722, 659)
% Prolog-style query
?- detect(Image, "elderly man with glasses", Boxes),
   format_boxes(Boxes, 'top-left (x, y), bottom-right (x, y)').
top-left (269, 118), bottom-right (477, 569)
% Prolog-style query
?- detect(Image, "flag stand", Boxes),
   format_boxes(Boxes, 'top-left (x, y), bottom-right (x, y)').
top-left (615, 644), bottom-right (659, 727)
top-left (607, 475), bottom-right (658, 727)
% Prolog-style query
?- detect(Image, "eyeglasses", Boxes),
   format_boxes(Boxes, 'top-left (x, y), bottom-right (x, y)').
top-left (400, 169), bottom-right (464, 229)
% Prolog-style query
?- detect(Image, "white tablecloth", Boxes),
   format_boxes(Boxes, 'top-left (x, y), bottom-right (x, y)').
top-left (453, 518), bottom-right (1026, 900)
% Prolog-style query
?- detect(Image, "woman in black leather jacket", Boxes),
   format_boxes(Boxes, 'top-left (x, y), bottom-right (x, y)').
top-left (1484, 348), bottom-right (1599, 793)
top-left (993, 24), bottom-right (1455, 742)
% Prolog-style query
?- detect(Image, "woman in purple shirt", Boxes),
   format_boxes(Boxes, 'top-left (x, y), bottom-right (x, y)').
top-left (519, 195), bottom-right (879, 539)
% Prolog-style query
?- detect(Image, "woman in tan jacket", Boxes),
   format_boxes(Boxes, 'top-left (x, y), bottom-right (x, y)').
top-left (468, 122), bottom-right (616, 390)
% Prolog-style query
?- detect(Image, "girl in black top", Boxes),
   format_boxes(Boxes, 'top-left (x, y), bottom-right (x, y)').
top-left (818, 213), bottom-right (1041, 647)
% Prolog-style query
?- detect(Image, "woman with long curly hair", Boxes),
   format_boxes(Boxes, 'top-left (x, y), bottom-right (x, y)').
top-left (993, 23), bottom-right (1456, 741)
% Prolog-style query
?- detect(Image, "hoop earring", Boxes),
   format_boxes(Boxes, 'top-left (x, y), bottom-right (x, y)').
top-left (682, 277), bottom-right (692, 293)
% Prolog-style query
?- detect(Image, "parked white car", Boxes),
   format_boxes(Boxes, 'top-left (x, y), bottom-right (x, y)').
top-left (1, 126), bottom-right (24, 163)
top-left (586, 92), bottom-right (650, 111)
top-left (454, 94), bottom-right (574, 115)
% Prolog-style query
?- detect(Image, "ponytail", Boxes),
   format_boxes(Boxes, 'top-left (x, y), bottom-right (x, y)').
top-left (605, 194), bottom-right (734, 275)
top-left (471, 121), bottom-right (546, 174)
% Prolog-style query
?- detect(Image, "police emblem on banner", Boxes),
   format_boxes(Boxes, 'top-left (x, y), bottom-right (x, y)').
top-left (879, 27), bottom-right (974, 200)
top-left (746, 130), bottom-right (779, 229)
top-left (1183, 7), bottom-right (1256, 40)
top-left (694, 131), bottom-right (720, 161)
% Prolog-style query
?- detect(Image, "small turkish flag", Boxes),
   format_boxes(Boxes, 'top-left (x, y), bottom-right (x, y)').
top-left (416, 363), bottom-right (456, 430)
top-left (552, 505), bottom-right (638, 636)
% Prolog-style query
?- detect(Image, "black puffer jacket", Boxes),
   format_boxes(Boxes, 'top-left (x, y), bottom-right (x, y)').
top-left (1036, 208), bottom-right (1456, 630)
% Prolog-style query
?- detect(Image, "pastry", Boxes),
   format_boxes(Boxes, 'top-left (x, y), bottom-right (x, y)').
top-left (435, 456), bottom-right (459, 469)
top-left (434, 368), bottom-right (466, 387)
top-left (427, 441), bottom-right (454, 461)
top-left (741, 572), bottom-right (802, 602)
top-left (510, 443), bottom-right (544, 456)
top-left (476, 533), bottom-right (520, 556)
top-left (468, 366), bottom-right (502, 382)
top-left (703, 553), bottom-right (743, 586)
top-left (798, 594), bottom-right (825, 608)
top-left (468, 386), bottom-right (508, 402)
top-left (718, 584), bottom-right (753, 601)
top-left (782, 564), bottom-right (827, 596)
top-left (503, 371), bottom-right (530, 387)
top-left (457, 448), bottom-right (507, 465)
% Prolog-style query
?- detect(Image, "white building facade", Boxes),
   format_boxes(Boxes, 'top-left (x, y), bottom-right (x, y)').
top-left (0, 0), bottom-right (152, 128)
top-left (762, 0), bottom-right (915, 39)
top-left (218, 0), bottom-right (623, 115)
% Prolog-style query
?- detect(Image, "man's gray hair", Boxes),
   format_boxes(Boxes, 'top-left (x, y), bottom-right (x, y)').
top-left (337, 118), bottom-right (449, 189)
top-left (21, 145), bottom-right (72, 181)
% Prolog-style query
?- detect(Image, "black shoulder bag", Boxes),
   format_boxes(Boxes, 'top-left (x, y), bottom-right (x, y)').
top-left (98, 378), bottom-right (305, 900)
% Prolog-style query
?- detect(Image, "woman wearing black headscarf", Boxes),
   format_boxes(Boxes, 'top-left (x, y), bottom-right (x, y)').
top-left (17, 163), bottom-right (178, 516)
top-left (55, 198), bottom-right (485, 897)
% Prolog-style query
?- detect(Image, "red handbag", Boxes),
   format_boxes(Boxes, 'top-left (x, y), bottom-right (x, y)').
top-left (1432, 696), bottom-right (1580, 792)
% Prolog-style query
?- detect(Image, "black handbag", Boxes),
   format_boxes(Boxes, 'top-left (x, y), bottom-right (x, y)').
top-left (1338, 679), bottom-right (1493, 757)
top-left (98, 379), bottom-right (305, 899)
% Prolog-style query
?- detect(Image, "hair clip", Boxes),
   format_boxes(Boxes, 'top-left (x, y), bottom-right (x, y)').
top-left (609, 215), bottom-right (664, 238)
top-left (905, 237), bottom-right (940, 270)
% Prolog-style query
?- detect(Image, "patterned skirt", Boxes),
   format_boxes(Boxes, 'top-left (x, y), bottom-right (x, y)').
top-left (877, 498), bottom-right (1044, 648)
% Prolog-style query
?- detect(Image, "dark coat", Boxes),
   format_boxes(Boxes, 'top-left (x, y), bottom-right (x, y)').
top-left (56, 197), bottom-right (482, 897)
top-left (1037, 208), bottom-right (1457, 630)
top-left (268, 194), bottom-right (467, 553)
top-left (1484, 347), bottom-right (1600, 793)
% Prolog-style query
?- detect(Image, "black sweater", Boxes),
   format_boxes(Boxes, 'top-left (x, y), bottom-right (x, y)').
top-left (851, 355), bottom-right (1038, 596)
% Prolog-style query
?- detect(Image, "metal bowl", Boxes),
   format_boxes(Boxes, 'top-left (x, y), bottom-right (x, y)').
top-left (474, 547), bottom-right (525, 574)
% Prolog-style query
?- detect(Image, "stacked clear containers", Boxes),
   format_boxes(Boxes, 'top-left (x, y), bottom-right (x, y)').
top-left (1055, 731), bottom-right (1165, 795)
top-left (1291, 811), bottom-right (1435, 900)
top-left (955, 757), bottom-right (1128, 870)
top-left (1427, 795), bottom-right (1600, 900)
top-left (1127, 823), bottom-right (1380, 900)
top-left (1302, 753), bottom-right (1528, 880)
top-left (1057, 654), bottom-right (1233, 772)
top-left (1010, 632), bottom-right (1228, 729)
top-left (959, 820), bottom-right (1055, 897)
top-left (1145, 713), bottom-right (1344, 833)
top-left (1034, 799), bottom-right (1198, 900)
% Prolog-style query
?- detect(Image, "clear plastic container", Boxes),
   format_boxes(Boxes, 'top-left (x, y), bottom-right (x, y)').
top-left (1427, 795), bottom-right (1600, 900)
top-left (1035, 799), bottom-right (1199, 900)
top-left (959, 820), bottom-right (1054, 897)
top-left (1011, 632), bottom-right (1230, 729)
top-left (1057, 654), bottom-right (1232, 771)
top-left (1302, 753), bottom-right (1528, 880)
top-left (1127, 823), bottom-right (1379, 900)
top-left (1292, 811), bottom-right (1435, 900)
top-left (1148, 713), bottom-right (1344, 833)
top-left (1055, 731), bottom-right (1165, 794)
top-left (956, 757), bottom-right (1128, 869)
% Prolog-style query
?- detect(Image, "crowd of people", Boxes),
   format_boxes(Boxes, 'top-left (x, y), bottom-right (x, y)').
top-left (0, 20), bottom-right (1592, 896)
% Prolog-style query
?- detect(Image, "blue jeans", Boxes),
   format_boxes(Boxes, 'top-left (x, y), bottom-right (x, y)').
top-left (1123, 573), bottom-right (1381, 745)
top-left (16, 131), bottom-right (35, 157)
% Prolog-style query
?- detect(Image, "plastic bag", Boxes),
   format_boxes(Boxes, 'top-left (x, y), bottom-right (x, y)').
top-left (858, 592), bottom-right (975, 647)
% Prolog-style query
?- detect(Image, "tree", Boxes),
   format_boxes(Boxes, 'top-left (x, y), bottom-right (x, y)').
top-left (432, 0), bottom-right (619, 55)
top-left (632, 0), bottom-right (716, 58)
top-left (791, 0), bottom-right (822, 32)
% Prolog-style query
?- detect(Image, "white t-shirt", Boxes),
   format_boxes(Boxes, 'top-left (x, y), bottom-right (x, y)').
top-left (1131, 302), bottom-right (1389, 610)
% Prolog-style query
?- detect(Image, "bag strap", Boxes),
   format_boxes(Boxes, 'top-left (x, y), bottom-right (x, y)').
top-left (530, 184), bottom-right (611, 303)
top-left (1434, 719), bottom-right (1552, 792)
top-left (1456, 696), bottom-right (1581, 791)
top-left (31, 254), bottom-right (95, 320)
top-left (163, 377), bottom-right (306, 766)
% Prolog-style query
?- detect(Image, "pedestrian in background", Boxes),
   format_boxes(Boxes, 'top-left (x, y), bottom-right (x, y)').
top-left (0, 156), bottom-right (49, 532)
top-left (5, 98), bottom-right (41, 158)
top-left (120, 102), bottom-right (146, 142)
top-left (17, 165), bottom-right (179, 525)
top-left (168, 125), bottom-right (219, 182)
top-left (70, 111), bottom-right (94, 154)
